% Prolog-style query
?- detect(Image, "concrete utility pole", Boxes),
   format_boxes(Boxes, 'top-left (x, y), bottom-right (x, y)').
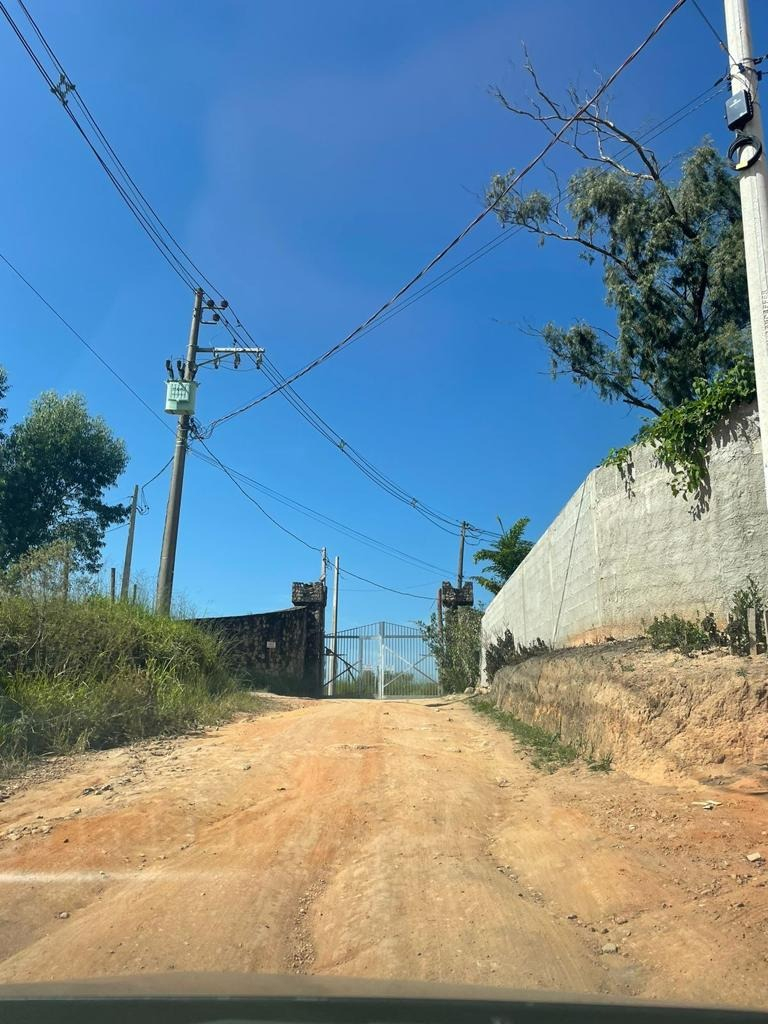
top-left (328, 556), bottom-right (340, 695)
top-left (456, 521), bottom-right (468, 588)
top-left (155, 291), bottom-right (265, 615)
top-left (320, 546), bottom-right (327, 583)
top-left (120, 484), bottom-right (139, 601)
top-left (156, 288), bottom-right (203, 616)
top-left (724, 0), bottom-right (768, 506)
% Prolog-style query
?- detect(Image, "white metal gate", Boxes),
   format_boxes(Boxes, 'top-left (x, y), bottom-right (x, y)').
top-left (324, 621), bottom-right (441, 699)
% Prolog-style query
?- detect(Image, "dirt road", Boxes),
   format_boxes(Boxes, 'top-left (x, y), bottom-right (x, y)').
top-left (0, 697), bottom-right (767, 1008)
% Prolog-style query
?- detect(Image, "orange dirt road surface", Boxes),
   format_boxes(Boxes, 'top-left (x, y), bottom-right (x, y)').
top-left (0, 696), bottom-right (767, 1009)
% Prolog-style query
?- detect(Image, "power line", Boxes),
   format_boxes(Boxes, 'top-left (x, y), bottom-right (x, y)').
top-left (205, 74), bottom-right (729, 537)
top-left (2, 1), bottom-right (498, 541)
top-left (336, 566), bottom-right (435, 601)
top-left (2, 248), bottom-right (456, 592)
top-left (188, 445), bottom-right (454, 575)
top-left (199, 0), bottom-right (688, 407)
top-left (4, 0), bottom-right (688, 407)
top-left (0, 249), bottom-right (173, 435)
top-left (4, 0), bottom-right (694, 549)
top-left (0, 1), bottom-right (200, 292)
top-left (3, 0), bottom-right (691, 544)
top-left (194, 436), bottom-right (440, 600)
top-left (137, 456), bottom-right (174, 514)
top-left (207, 311), bottom-right (496, 538)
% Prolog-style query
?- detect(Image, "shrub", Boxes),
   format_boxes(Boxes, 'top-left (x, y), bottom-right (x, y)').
top-left (726, 575), bottom-right (765, 655)
top-left (647, 613), bottom-right (711, 654)
top-left (484, 629), bottom-right (550, 682)
top-left (420, 606), bottom-right (482, 694)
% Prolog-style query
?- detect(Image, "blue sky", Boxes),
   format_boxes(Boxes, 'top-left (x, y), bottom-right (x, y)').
top-left (1, 0), bottom-right (764, 627)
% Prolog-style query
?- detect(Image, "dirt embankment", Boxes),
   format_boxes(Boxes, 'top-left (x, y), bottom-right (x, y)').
top-left (490, 641), bottom-right (768, 781)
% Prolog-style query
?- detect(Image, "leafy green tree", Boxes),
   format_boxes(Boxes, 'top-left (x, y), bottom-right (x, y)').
top-left (0, 388), bottom-right (128, 572)
top-left (421, 605), bottom-right (482, 693)
top-left (486, 64), bottom-right (749, 415)
top-left (472, 517), bottom-right (533, 595)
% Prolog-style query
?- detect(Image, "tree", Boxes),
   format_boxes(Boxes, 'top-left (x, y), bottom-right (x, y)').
top-left (472, 517), bottom-right (533, 595)
top-left (486, 60), bottom-right (749, 415)
top-left (421, 605), bottom-right (482, 693)
top-left (0, 388), bottom-right (128, 572)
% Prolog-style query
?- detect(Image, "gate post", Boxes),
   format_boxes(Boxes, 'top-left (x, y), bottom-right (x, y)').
top-left (377, 621), bottom-right (385, 700)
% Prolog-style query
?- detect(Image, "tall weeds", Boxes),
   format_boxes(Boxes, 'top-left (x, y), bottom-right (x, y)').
top-left (0, 594), bottom-right (244, 764)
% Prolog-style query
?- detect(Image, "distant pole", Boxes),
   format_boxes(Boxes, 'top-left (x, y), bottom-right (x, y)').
top-left (62, 542), bottom-right (71, 601)
top-left (120, 485), bottom-right (140, 601)
top-left (437, 586), bottom-right (445, 644)
top-left (329, 556), bottom-right (340, 696)
top-left (156, 287), bottom-right (203, 616)
top-left (724, 0), bottom-right (768, 507)
top-left (109, 567), bottom-right (116, 603)
top-left (132, 582), bottom-right (138, 604)
top-left (457, 521), bottom-right (468, 587)
top-left (320, 546), bottom-right (327, 583)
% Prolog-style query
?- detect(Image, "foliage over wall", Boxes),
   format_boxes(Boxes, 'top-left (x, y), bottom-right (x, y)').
top-left (603, 356), bottom-right (756, 500)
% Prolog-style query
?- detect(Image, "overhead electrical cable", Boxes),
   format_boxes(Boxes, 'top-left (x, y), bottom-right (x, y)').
top-left (194, 0), bottom-right (689, 408)
top-left (0, 250), bottom-right (173, 435)
top-left (2, 250), bottom-right (451, 586)
top-left (194, 437), bottom-right (439, 600)
top-left (2, 0), bottom-right (689, 544)
top-left (188, 446), bottom-right (454, 575)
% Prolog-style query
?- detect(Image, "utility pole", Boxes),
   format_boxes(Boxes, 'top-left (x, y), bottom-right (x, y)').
top-left (457, 521), bottom-right (468, 587)
top-left (724, 0), bottom-right (768, 506)
top-left (156, 288), bottom-right (203, 616)
top-left (120, 484), bottom-right (139, 601)
top-left (62, 542), bottom-right (70, 601)
top-left (109, 567), bottom-right (116, 603)
top-left (154, 291), bottom-right (264, 615)
top-left (329, 555), bottom-right (340, 696)
top-left (437, 585), bottom-right (445, 643)
top-left (320, 546), bottom-right (327, 583)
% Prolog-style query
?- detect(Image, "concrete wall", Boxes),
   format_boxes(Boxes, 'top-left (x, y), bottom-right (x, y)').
top-left (482, 402), bottom-right (768, 662)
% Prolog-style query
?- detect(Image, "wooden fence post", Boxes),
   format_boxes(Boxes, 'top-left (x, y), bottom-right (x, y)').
top-left (747, 607), bottom-right (758, 656)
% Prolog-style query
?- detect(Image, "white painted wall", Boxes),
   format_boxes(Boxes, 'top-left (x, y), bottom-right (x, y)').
top-left (482, 402), bottom-right (768, 663)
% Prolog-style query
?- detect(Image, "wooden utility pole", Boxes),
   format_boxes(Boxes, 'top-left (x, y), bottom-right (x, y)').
top-left (109, 567), bottom-right (116, 603)
top-left (724, 0), bottom-right (768, 507)
top-left (62, 542), bottom-right (71, 601)
top-left (120, 484), bottom-right (139, 601)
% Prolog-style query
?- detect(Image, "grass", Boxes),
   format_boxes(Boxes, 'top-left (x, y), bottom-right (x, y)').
top-left (0, 593), bottom-right (255, 769)
top-left (472, 699), bottom-right (612, 774)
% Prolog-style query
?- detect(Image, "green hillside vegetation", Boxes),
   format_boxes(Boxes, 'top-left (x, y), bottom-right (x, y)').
top-left (0, 548), bottom-right (254, 771)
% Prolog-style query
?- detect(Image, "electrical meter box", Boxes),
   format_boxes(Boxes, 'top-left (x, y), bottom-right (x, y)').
top-left (164, 379), bottom-right (198, 415)
top-left (726, 89), bottom-right (753, 131)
